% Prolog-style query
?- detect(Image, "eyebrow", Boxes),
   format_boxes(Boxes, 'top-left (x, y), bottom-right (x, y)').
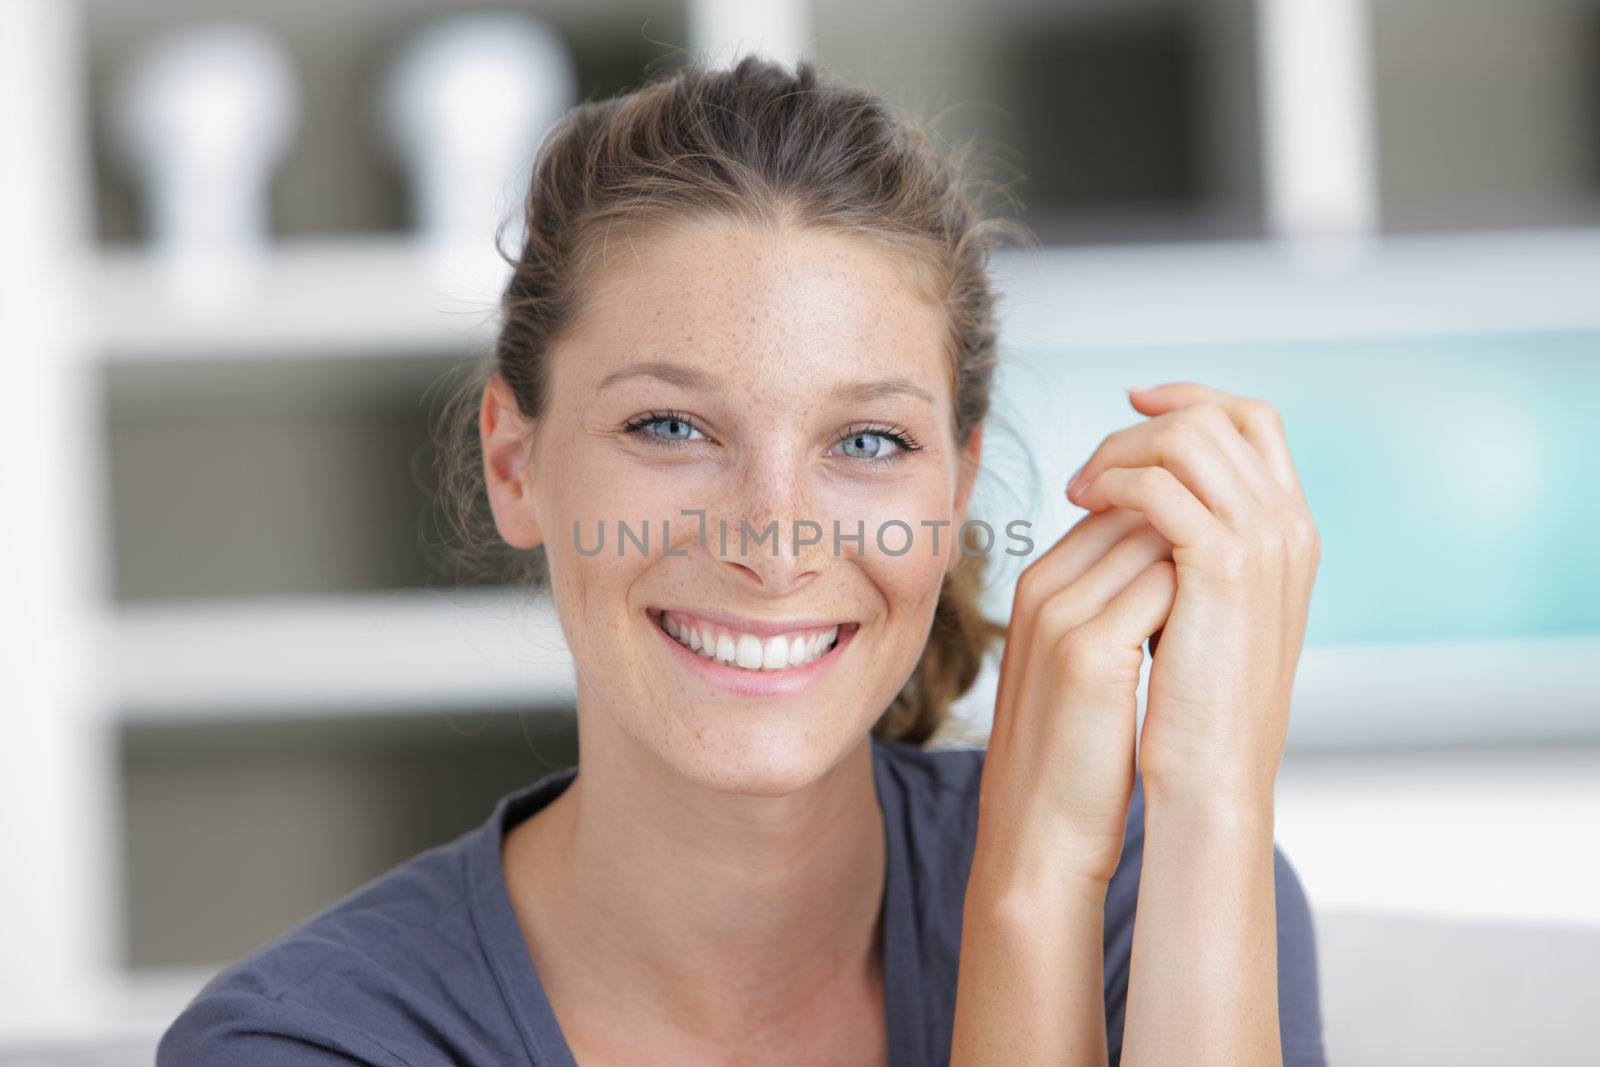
top-left (830, 376), bottom-right (937, 406)
top-left (599, 360), bottom-right (937, 406)
top-left (597, 361), bottom-right (718, 393)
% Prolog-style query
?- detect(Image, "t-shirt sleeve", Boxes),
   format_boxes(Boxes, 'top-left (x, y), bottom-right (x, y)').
top-left (1271, 844), bottom-right (1329, 1066)
top-left (1102, 784), bottom-right (1329, 1067)
top-left (157, 990), bottom-right (417, 1067)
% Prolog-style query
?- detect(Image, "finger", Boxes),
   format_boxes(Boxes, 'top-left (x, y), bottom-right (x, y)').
top-left (1129, 381), bottom-right (1304, 498)
top-left (1027, 523), bottom-right (1173, 663)
top-left (997, 522), bottom-right (1170, 750)
top-left (1046, 558), bottom-right (1177, 703)
top-left (1017, 559), bottom-right (1173, 809)
top-left (997, 510), bottom-right (1160, 735)
top-left (1010, 506), bottom-right (1152, 633)
top-left (1068, 403), bottom-right (1276, 529)
top-left (1075, 465), bottom-right (1230, 553)
top-left (1079, 558), bottom-right (1177, 663)
top-left (1006, 522), bottom-right (1165, 736)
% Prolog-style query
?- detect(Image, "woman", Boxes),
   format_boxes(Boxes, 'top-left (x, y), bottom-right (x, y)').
top-left (160, 56), bottom-right (1326, 1066)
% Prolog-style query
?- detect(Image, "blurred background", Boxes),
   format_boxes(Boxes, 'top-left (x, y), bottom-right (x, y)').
top-left (2, 0), bottom-right (1598, 1063)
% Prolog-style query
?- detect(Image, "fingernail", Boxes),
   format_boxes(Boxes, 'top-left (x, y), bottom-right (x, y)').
top-left (1066, 462), bottom-right (1086, 496)
top-left (1127, 383), bottom-right (1154, 395)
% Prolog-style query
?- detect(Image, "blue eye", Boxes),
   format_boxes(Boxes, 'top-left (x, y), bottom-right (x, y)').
top-left (622, 411), bottom-right (922, 466)
top-left (837, 430), bottom-right (900, 460)
top-left (831, 424), bottom-right (921, 465)
top-left (624, 411), bottom-right (706, 444)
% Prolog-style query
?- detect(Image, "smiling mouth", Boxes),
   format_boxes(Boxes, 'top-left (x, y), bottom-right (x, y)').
top-left (647, 608), bottom-right (857, 672)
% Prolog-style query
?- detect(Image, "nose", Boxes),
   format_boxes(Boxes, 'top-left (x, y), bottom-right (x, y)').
top-left (715, 461), bottom-right (826, 594)
top-left (719, 527), bottom-right (824, 593)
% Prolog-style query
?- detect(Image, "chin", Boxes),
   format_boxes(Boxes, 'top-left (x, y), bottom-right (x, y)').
top-left (643, 694), bottom-right (876, 799)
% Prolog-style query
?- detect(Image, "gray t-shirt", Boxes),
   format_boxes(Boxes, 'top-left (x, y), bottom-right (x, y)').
top-left (158, 735), bottom-right (1328, 1065)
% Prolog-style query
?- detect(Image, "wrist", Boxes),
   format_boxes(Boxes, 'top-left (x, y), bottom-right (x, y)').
top-left (964, 872), bottom-right (1107, 940)
top-left (966, 835), bottom-right (1113, 917)
top-left (1141, 763), bottom-right (1276, 820)
top-left (1141, 777), bottom-right (1276, 843)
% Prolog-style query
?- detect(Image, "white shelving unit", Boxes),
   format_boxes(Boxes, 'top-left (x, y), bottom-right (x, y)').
top-left (4, 0), bottom-right (812, 1049)
top-left (3, 0), bottom-right (121, 1049)
top-left (90, 235), bottom-right (507, 360)
top-left (5, 0), bottom-right (1599, 1057)
top-left (114, 587), bottom-right (576, 720)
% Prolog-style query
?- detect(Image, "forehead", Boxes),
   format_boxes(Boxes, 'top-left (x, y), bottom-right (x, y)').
top-left (557, 216), bottom-right (951, 393)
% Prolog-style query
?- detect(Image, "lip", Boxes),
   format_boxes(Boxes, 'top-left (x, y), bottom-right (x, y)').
top-left (646, 607), bottom-right (859, 698)
top-left (649, 605), bottom-right (848, 640)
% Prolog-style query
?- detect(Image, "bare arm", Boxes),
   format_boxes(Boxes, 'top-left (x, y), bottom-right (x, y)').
top-left (1065, 382), bottom-right (1320, 1067)
top-left (954, 381), bottom-right (1318, 1066)
top-left (949, 504), bottom-right (1178, 1066)
top-left (952, 858), bottom-right (1110, 1066)
top-left (1120, 786), bottom-right (1281, 1067)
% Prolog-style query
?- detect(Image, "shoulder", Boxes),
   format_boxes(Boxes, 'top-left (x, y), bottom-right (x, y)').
top-left (158, 826), bottom-right (504, 1067)
top-left (156, 990), bottom-right (416, 1066)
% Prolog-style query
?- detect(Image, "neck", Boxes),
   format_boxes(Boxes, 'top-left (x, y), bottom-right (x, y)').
top-left (505, 701), bottom-right (888, 1043)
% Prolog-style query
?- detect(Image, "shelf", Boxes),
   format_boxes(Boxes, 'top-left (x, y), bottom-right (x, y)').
top-left (109, 584), bottom-right (1600, 751)
top-left (87, 235), bottom-right (507, 361)
top-left (1280, 635), bottom-right (1600, 751)
top-left (111, 586), bottom-right (576, 720)
top-left (995, 225), bottom-right (1600, 351)
top-left (976, 633), bottom-right (1600, 755)
top-left (75, 226), bottom-right (1600, 366)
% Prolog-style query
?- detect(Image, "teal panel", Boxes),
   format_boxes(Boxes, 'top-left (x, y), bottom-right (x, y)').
top-left (989, 329), bottom-right (1600, 646)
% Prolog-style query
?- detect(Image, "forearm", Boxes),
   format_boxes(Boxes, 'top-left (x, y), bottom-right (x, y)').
top-left (950, 858), bottom-right (1109, 1067)
top-left (1120, 785), bottom-right (1281, 1067)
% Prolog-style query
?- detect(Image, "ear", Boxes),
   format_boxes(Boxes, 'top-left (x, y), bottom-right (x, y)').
top-left (480, 373), bottom-right (544, 550)
top-left (946, 422), bottom-right (984, 575)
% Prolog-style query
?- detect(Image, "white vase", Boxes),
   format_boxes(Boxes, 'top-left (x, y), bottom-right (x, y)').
top-left (375, 11), bottom-right (577, 262)
top-left (109, 21), bottom-right (299, 268)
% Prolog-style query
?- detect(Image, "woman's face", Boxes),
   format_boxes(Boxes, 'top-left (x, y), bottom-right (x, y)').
top-left (483, 217), bottom-right (981, 796)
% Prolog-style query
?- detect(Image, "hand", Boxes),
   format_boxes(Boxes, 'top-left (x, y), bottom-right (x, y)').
top-left (1066, 382), bottom-right (1321, 807)
top-left (973, 504), bottom-right (1178, 898)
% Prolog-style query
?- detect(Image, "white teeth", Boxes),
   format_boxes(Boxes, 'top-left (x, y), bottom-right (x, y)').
top-left (659, 613), bottom-right (844, 672)
top-left (736, 634), bottom-right (764, 669)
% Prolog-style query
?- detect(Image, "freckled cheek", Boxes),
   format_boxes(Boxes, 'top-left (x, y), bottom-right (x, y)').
top-left (538, 446), bottom-right (686, 558)
top-left (826, 479), bottom-right (959, 622)
top-left (546, 445), bottom-right (664, 517)
top-left (537, 462), bottom-right (661, 668)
